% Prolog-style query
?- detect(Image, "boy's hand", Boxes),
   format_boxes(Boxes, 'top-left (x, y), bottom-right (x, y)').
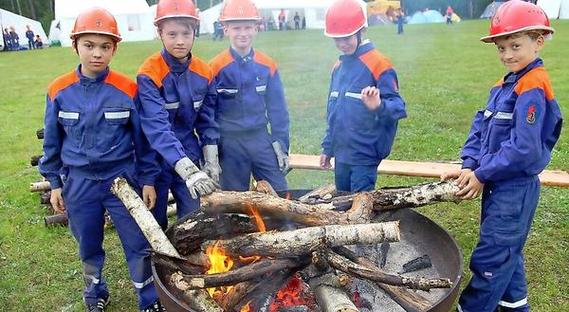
top-left (455, 170), bottom-right (484, 200)
top-left (440, 170), bottom-right (461, 181)
top-left (320, 154), bottom-right (332, 169)
top-left (50, 188), bottom-right (66, 214)
top-left (142, 185), bottom-right (156, 209)
top-left (361, 86), bottom-right (381, 111)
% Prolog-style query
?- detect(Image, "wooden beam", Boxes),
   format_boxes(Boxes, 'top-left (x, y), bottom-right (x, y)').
top-left (288, 154), bottom-right (569, 188)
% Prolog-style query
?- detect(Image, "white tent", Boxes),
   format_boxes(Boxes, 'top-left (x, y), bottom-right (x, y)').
top-left (407, 10), bottom-right (445, 24)
top-left (480, 1), bottom-right (505, 19)
top-left (1, 8), bottom-right (48, 49)
top-left (538, 0), bottom-right (569, 19)
top-left (199, 0), bottom-right (338, 34)
top-left (49, 0), bottom-right (155, 46)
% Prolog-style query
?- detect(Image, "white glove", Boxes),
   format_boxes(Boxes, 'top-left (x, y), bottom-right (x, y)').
top-left (202, 145), bottom-right (221, 183)
top-left (175, 157), bottom-right (218, 199)
top-left (272, 141), bottom-right (289, 174)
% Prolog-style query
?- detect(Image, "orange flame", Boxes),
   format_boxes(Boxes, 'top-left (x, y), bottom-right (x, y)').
top-left (239, 301), bottom-right (252, 312)
top-left (206, 241), bottom-right (234, 297)
top-left (239, 204), bottom-right (266, 263)
top-left (269, 274), bottom-right (309, 311)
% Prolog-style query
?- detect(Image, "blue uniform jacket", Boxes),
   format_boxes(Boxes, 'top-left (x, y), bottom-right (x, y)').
top-left (209, 48), bottom-right (290, 151)
top-left (39, 66), bottom-right (159, 189)
top-left (322, 41), bottom-right (407, 165)
top-left (461, 58), bottom-right (563, 183)
top-left (137, 50), bottom-right (219, 167)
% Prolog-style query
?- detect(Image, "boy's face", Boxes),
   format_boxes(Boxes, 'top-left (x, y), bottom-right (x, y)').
top-left (224, 21), bottom-right (257, 53)
top-left (334, 35), bottom-right (358, 55)
top-left (494, 34), bottom-right (544, 73)
top-left (74, 34), bottom-right (116, 79)
top-left (159, 19), bottom-right (195, 61)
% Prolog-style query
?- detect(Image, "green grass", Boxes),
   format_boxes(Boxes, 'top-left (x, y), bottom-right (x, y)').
top-left (1, 20), bottom-right (568, 311)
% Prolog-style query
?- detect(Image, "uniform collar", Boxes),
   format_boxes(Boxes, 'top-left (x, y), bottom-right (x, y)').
top-left (161, 48), bottom-right (191, 74)
top-left (339, 40), bottom-right (373, 61)
top-left (504, 58), bottom-right (543, 84)
top-left (230, 47), bottom-right (254, 64)
top-left (76, 65), bottom-right (109, 84)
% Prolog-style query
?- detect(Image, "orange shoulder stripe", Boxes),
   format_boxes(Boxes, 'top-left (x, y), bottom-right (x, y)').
top-left (48, 71), bottom-right (79, 101)
top-left (189, 56), bottom-right (213, 84)
top-left (105, 70), bottom-right (137, 98)
top-left (209, 49), bottom-right (234, 78)
top-left (514, 67), bottom-right (554, 101)
top-left (253, 50), bottom-right (277, 76)
top-left (359, 50), bottom-right (392, 81)
top-left (137, 52), bottom-right (170, 88)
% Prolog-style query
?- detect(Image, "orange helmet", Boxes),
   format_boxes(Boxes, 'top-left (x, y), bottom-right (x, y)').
top-left (325, 0), bottom-right (368, 38)
top-left (219, 0), bottom-right (261, 22)
top-left (481, 0), bottom-right (554, 43)
top-left (70, 7), bottom-right (121, 42)
top-left (154, 0), bottom-right (200, 26)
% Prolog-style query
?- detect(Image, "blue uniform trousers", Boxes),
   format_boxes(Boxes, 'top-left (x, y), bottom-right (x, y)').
top-left (219, 129), bottom-right (287, 192)
top-left (335, 162), bottom-right (378, 192)
top-left (458, 176), bottom-right (539, 312)
top-left (153, 167), bottom-right (200, 230)
top-left (63, 173), bottom-right (158, 309)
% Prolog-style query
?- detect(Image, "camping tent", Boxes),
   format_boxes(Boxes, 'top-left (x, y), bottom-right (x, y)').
top-left (407, 10), bottom-right (445, 24)
top-left (1, 8), bottom-right (48, 50)
top-left (538, 0), bottom-right (569, 19)
top-left (199, 0), bottom-right (338, 34)
top-left (480, 1), bottom-right (505, 19)
top-left (49, 0), bottom-right (154, 46)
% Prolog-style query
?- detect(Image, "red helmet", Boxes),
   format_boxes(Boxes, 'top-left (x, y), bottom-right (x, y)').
top-left (481, 0), bottom-right (554, 43)
top-left (70, 7), bottom-right (121, 42)
top-left (154, 0), bottom-right (200, 26)
top-left (325, 0), bottom-right (368, 38)
top-left (219, 0), bottom-right (261, 22)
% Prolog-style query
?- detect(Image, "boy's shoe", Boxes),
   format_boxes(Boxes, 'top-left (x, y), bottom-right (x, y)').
top-left (141, 300), bottom-right (166, 312)
top-left (86, 296), bottom-right (110, 312)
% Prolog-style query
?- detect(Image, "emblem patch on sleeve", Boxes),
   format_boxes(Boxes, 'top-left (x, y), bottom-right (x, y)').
top-left (526, 105), bottom-right (536, 124)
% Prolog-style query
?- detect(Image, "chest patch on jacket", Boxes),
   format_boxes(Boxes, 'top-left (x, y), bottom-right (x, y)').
top-left (526, 105), bottom-right (536, 124)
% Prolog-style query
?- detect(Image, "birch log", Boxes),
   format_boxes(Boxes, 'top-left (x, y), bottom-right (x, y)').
top-left (202, 221), bottom-right (400, 258)
top-left (110, 177), bottom-right (181, 259)
top-left (310, 272), bottom-right (359, 312)
top-left (170, 272), bottom-right (225, 312)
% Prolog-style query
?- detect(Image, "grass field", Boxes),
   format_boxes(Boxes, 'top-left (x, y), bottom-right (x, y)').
top-left (0, 20), bottom-right (568, 311)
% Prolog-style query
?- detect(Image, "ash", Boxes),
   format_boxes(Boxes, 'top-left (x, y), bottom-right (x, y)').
top-left (348, 230), bottom-right (447, 312)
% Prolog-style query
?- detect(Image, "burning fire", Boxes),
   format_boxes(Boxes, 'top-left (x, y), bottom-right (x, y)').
top-left (269, 274), bottom-right (311, 312)
top-left (239, 204), bottom-right (266, 263)
top-left (240, 301), bottom-right (252, 312)
top-left (205, 241), bottom-right (234, 297)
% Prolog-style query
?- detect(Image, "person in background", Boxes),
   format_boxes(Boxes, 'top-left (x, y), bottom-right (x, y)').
top-left (442, 1), bottom-right (562, 311)
top-left (9, 27), bottom-right (19, 49)
top-left (38, 7), bottom-right (165, 312)
top-left (25, 25), bottom-right (35, 49)
top-left (320, 0), bottom-right (407, 192)
top-left (293, 12), bottom-right (301, 30)
top-left (137, 0), bottom-right (219, 229)
top-left (34, 34), bottom-right (43, 49)
top-left (210, 0), bottom-right (290, 192)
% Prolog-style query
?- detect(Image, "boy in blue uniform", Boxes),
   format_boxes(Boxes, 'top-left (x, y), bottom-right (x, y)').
top-left (209, 0), bottom-right (290, 192)
top-left (442, 1), bottom-right (563, 311)
top-left (320, 0), bottom-right (407, 192)
top-left (39, 8), bottom-right (165, 312)
top-left (137, 0), bottom-right (220, 229)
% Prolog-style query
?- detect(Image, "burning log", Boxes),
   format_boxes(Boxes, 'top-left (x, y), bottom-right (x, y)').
top-left (333, 247), bottom-right (433, 311)
top-left (218, 281), bottom-right (256, 311)
top-left (111, 177), bottom-right (181, 259)
top-left (171, 258), bottom-right (306, 290)
top-left (235, 269), bottom-right (297, 312)
top-left (202, 221), bottom-right (400, 258)
top-left (170, 272), bottom-right (225, 312)
top-left (202, 192), bottom-right (375, 226)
